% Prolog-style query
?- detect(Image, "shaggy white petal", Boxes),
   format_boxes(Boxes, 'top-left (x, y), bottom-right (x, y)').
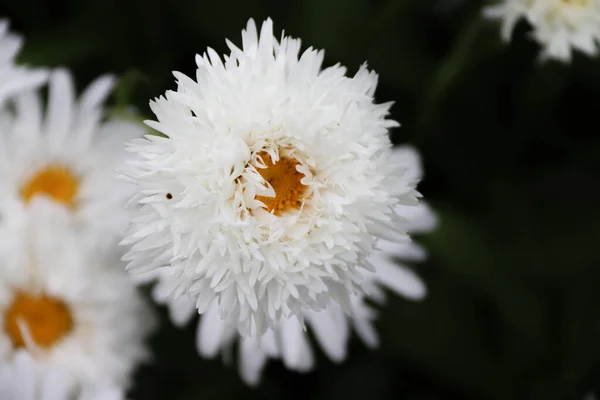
top-left (484, 0), bottom-right (600, 62)
top-left (121, 17), bottom-right (424, 336)
top-left (145, 144), bottom-right (437, 385)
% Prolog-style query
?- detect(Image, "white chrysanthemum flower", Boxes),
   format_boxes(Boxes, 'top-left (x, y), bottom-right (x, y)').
top-left (0, 202), bottom-right (154, 394)
top-left (484, 0), bottom-right (600, 62)
top-left (121, 18), bottom-right (424, 335)
top-left (0, 19), bottom-right (47, 105)
top-left (0, 68), bottom-right (145, 248)
top-left (145, 146), bottom-right (436, 385)
top-left (0, 351), bottom-right (126, 400)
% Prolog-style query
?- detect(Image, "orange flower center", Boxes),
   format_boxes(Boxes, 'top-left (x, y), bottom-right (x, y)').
top-left (4, 292), bottom-right (73, 349)
top-left (254, 152), bottom-right (307, 216)
top-left (20, 165), bottom-right (79, 208)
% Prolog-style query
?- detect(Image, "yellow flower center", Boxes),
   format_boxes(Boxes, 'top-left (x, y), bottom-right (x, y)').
top-left (4, 292), bottom-right (73, 349)
top-left (20, 165), bottom-right (79, 208)
top-left (254, 152), bottom-right (307, 216)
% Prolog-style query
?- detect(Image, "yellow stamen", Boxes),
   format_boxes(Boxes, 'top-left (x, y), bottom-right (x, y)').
top-left (4, 291), bottom-right (73, 349)
top-left (254, 152), bottom-right (307, 216)
top-left (20, 165), bottom-right (79, 208)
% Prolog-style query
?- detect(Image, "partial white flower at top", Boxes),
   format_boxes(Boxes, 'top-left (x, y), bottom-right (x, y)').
top-left (0, 202), bottom-right (155, 395)
top-left (0, 20), bottom-right (47, 105)
top-left (484, 0), bottom-right (600, 62)
top-left (0, 351), bottom-right (126, 400)
top-left (144, 146), bottom-right (437, 385)
top-left (121, 17), bottom-right (425, 336)
top-left (0, 68), bottom-right (145, 248)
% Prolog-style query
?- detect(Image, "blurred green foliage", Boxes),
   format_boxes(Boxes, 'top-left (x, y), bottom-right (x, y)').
top-left (2, 0), bottom-right (600, 398)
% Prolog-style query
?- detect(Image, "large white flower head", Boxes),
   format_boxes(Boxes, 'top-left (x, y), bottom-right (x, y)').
top-left (0, 19), bottom-right (47, 105)
top-left (146, 146), bottom-right (436, 385)
top-left (0, 202), bottom-right (155, 394)
top-left (122, 18), bottom-right (422, 335)
top-left (0, 351), bottom-right (126, 400)
top-left (484, 0), bottom-right (600, 62)
top-left (0, 68), bottom-right (145, 247)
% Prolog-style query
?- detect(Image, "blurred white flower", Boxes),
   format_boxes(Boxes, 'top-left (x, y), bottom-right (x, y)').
top-left (484, 0), bottom-right (600, 62)
top-left (0, 351), bottom-right (126, 400)
top-left (0, 20), bottom-right (47, 106)
top-left (0, 203), bottom-right (155, 394)
top-left (0, 69), bottom-right (145, 247)
top-left (145, 146), bottom-right (437, 385)
top-left (121, 18), bottom-right (425, 335)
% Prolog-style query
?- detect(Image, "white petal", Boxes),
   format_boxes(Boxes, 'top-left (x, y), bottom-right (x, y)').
top-left (45, 69), bottom-right (75, 148)
top-left (305, 307), bottom-right (348, 362)
top-left (196, 302), bottom-right (228, 357)
top-left (279, 317), bottom-right (314, 372)
top-left (238, 336), bottom-right (267, 386)
top-left (40, 368), bottom-right (74, 400)
top-left (374, 258), bottom-right (427, 300)
top-left (78, 75), bottom-right (115, 116)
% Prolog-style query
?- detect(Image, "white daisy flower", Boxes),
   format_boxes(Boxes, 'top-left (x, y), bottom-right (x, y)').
top-left (0, 19), bottom-right (47, 105)
top-left (0, 202), bottom-right (155, 394)
top-left (484, 0), bottom-right (600, 62)
top-left (146, 146), bottom-right (436, 385)
top-left (0, 68), bottom-right (145, 247)
top-left (121, 17), bottom-right (424, 335)
top-left (0, 351), bottom-right (126, 400)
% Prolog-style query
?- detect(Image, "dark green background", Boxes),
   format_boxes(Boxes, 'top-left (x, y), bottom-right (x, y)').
top-left (2, 0), bottom-right (599, 398)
